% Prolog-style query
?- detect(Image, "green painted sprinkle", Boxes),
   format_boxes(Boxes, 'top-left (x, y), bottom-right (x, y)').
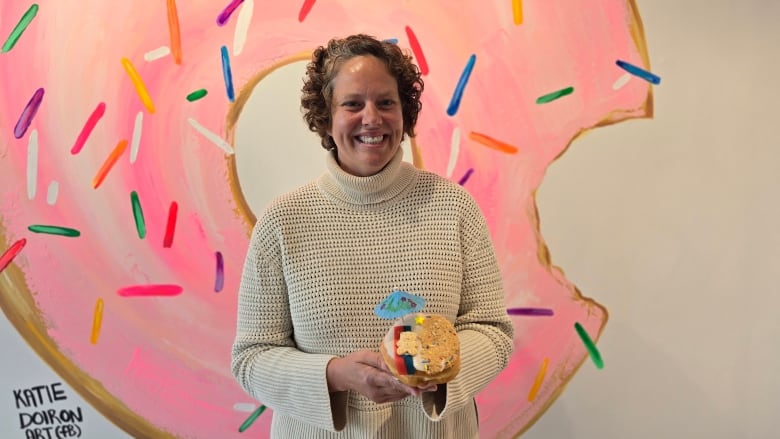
top-left (575, 322), bottom-right (604, 369)
top-left (28, 224), bottom-right (80, 237)
top-left (536, 86), bottom-right (574, 104)
top-left (186, 89), bottom-right (208, 101)
top-left (2, 4), bottom-right (39, 53)
top-left (130, 191), bottom-right (146, 239)
top-left (239, 405), bottom-right (266, 433)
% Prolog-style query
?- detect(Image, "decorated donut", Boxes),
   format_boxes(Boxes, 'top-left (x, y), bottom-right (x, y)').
top-left (0, 1), bottom-right (653, 438)
top-left (380, 313), bottom-right (460, 386)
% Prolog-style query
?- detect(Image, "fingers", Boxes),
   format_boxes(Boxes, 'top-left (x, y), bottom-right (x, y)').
top-left (390, 379), bottom-right (437, 397)
top-left (392, 378), bottom-right (422, 397)
top-left (338, 350), bottom-right (436, 403)
top-left (418, 383), bottom-right (438, 393)
top-left (354, 350), bottom-right (387, 370)
top-left (364, 369), bottom-right (416, 402)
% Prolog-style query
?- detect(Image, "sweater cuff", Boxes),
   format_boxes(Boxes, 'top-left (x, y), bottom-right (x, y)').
top-left (254, 352), bottom-right (344, 431)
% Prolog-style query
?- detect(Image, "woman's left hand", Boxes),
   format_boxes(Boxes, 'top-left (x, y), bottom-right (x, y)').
top-left (327, 350), bottom-right (431, 403)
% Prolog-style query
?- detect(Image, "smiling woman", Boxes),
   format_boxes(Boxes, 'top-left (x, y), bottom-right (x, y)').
top-left (231, 34), bottom-right (514, 439)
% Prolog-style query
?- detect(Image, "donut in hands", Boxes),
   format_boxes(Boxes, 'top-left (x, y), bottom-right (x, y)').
top-left (380, 313), bottom-right (460, 386)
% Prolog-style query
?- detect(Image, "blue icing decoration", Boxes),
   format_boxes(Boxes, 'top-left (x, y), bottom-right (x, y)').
top-left (402, 355), bottom-right (416, 374)
top-left (374, 289), bottom-right (426, 319)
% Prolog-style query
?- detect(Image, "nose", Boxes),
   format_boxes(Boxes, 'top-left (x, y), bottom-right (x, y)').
top-left (362, 103), bottom-right (382, 127)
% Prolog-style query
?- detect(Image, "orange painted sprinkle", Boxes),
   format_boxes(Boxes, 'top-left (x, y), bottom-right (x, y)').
top-left (527, 357), bottom-right (549, 401)
top-left (468, 131), bottom-right (519, 154)
top-left (121, 58), bottom-right (156, 113)
top-left (92, 140), bottom-right (128, 189)
top-left (90, 298), bottom-right (104, 344)
top-left (512, 0), bottom-right (524, 25)
top-left (167, 0), bottom-right (183, 64)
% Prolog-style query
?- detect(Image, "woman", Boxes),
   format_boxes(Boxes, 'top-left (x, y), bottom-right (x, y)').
top-left (232, 34), bottom-right (514, 438)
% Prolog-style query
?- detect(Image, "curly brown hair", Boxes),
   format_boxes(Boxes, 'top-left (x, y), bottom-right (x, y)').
top-left (301, 34), bottom-right (424, 150)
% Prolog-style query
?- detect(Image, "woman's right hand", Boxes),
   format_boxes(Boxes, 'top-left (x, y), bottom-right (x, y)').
top-left (327, 350), bottom-right (430, 403)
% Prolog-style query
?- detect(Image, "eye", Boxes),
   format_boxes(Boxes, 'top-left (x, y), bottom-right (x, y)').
top-left (379, 99), bottom-right (395, 108)
top-left (342, 101), bottom-right (362, 109)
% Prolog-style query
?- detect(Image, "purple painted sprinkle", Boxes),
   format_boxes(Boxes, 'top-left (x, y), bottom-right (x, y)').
top-left (216, 0), bottom-right (245, 26)
top-left (14, 87), bottom-right (44, 139)
top-left (215, 251), bottom-right (224, 292)
top-left (458, 168), bottom-right (474, 186)
top-left (507, 307), bottom-right (554, 317)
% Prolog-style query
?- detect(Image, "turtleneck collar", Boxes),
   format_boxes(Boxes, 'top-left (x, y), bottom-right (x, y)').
top-left (317, 147), bottom-right (418, 208)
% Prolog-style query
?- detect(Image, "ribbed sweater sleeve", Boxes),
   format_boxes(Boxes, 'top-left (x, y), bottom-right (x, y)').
top-left (231, 219), bottom-right (346, 431)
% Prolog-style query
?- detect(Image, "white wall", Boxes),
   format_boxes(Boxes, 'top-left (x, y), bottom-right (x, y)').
top-left (528, 1), bottom-right (780, 438)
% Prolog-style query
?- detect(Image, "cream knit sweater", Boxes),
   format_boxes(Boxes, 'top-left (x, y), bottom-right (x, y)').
top-left (232, 149), bottom-right (514, 438)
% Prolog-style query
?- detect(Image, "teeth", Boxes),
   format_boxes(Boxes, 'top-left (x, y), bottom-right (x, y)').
top-left (359, 135), bottom-right (384, 144)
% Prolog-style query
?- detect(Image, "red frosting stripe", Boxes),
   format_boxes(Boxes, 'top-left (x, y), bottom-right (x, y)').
top-left (393, 325), bottom-right (409, 375)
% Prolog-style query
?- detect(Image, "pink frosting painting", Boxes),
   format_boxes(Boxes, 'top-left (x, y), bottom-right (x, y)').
top-left (0, 0), bottom-right (654, 437)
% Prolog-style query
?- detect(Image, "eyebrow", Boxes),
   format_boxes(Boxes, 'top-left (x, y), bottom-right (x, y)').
top-left (338, 91), bottom-right (397, 100)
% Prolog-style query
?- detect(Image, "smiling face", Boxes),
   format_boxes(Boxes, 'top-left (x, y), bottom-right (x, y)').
top-left (327, 55), bottom-right (404, 177)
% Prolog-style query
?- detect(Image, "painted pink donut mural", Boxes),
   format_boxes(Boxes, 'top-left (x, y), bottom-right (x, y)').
top-left (0, 1), bottom-right (654, 437)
